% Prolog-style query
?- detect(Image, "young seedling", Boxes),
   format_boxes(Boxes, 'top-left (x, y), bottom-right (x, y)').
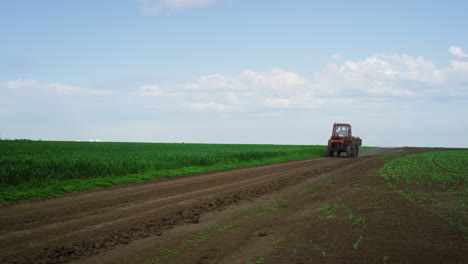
top-left (353, 236), bottom-right (363, 250)
top-left (256, 257), bottom-right (266, 264)
top-left (246, 257), bottom-right (266, 264)
top-left (382, 256), bottom-right (390, 264)
top-left (348, 213), bottom-right (366, 225)
top-left (273, 238), bottom-right (285, 245)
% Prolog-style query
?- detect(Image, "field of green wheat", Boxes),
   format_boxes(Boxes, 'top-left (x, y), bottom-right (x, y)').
top-left (0, 141), bottom-right (329, 203)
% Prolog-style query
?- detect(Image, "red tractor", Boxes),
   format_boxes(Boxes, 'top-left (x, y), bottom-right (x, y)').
top-left (326, 123), bottom-right (362, 158)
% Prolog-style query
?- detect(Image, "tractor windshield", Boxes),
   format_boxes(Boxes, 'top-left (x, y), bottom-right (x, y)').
top-left (335, 125), bottom-right (349, 137)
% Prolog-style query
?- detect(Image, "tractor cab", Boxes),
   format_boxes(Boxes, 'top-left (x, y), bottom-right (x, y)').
top-left (332, 123), bottom-right (351, 139)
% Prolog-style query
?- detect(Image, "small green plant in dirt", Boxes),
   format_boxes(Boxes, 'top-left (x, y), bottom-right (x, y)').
top-left (312, 243), bottom-right (320, 252)
top-left (320, 203), bottom-right (368, 224)
top-left (256, 202), bottom-right (281, 217)
top-left (298, 177), bottom-right (335, 194)
top-left (320, 203), bottom-right (348, 213)
top-left (382, 256), bottom-right (390, 264)
top-left (215, 224), bottom-right (233, 232)
top-left (352, 184), bottom-right (371, 190)
top-left (148, 223), bottom-right (240, 263)
top-left (325, 214), bottom-right (336, 220)
top-left (320, 203), bottom-right (335, 220)
top-left (183, 223), bottom-right (234, 248)
top-left (321, 203), bottom-right (332, 212)
top-left (246, 256), bottom-right (266, 264)
top-left (353, 236), bottom-right (363, 250)
top-left (236, 200), bottom-right (285, 220)
top-left (348, 213), bottom-right (366, 225)
top-left (272, 237), bottom-right (285, 246)
top-left (292, 248), bottom-right (298, 254)
top-left (148, 248), bottom-right (179, 263)
top-left (311, 242), bottom-right (327, 257)
top-left (320, 202), bottom-right (370, 231)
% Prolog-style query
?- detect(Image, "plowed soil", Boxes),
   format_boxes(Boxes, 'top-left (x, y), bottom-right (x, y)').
top-left (0, 148), bottom-right (466, 264)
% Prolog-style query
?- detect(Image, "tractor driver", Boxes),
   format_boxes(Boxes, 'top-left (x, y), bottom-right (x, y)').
top-left (337, 126), bottom-right (347, 137)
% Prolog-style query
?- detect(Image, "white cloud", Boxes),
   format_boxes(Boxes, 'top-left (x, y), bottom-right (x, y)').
top-left (187, 102), bottom-right (232, 111)
top-left (181, 82), bottom-right (201, 90)
top-left (138, 0), bottom-right (217, 14)
top-left (197, 74), bottom-right (244, 90)
top-left (43, 83), bottom-right (112, 95)
top-left (447, 60), bottom-right (468, 85)
top-left (331, 53), bottom-right (341, 61)
top-left (1, 79), bottom-right (112, 95)
top-left (313, 52), bottom-right (462, 98)
top-left (136, 85), bottom-right (164, 96)
top-left (5, 47), bottom-right (466, 118)
top-left (1, 79), bottom-right (39, 89)
top-left (450, 59), bottom-right (468, 71)
top-left (130, 69), bottom-right (309, 112)
top-left (129, 48), bottom-right (468, 113)
top-left (449, 46), bottom-right (468, 59)
top-left (264, 98), bottom-right (290, 108)
top-left (241, 68), bottom-right (306, 90)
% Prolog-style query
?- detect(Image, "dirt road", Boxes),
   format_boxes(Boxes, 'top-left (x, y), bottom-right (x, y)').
top-left (1, 149), bottom-right (466, 264)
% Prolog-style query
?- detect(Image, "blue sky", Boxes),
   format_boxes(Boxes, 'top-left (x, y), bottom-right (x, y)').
top-left (1, 0), bottom-right (467, 147)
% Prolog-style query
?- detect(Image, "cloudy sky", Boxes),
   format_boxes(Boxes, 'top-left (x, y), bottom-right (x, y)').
top-left (1, 0), bottom-right (467, 147)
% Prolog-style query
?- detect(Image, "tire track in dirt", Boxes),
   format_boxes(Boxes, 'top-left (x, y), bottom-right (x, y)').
top-left (0, 151), bottom-right (387, 264)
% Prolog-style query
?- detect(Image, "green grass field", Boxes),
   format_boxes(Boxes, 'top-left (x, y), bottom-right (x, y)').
top-left (0, 141), bottom-right (331, 203)
top-left (380, 150), bottom-right (468, 235)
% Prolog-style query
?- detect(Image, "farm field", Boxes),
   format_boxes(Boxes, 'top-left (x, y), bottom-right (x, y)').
top-left (0, 147), bottom-right (466, 264)
top-left (0, 141), bottom-right (329, 203)
top-left (380, 150), bottom-right (468, 235)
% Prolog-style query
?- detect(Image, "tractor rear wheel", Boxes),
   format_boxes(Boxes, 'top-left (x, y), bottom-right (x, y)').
top-left (346, 145), bottom-right (352, 158)
top-left (350, 141), bottom-right (357, 157)
top-left (355, 146), bottom-right (359, 157)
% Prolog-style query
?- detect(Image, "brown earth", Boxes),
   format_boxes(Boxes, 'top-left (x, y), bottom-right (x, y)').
top-left (0, 148), bottom-right (466, 264)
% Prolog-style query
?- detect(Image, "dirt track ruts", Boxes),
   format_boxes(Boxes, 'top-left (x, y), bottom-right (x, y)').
top-left (0, 151), bottom-right (387, 264)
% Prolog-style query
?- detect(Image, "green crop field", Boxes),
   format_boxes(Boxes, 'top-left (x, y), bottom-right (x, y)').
top-left (380, 150), bottom-right (468, 235)
top-left (0, 141), bottom-right (332, 203)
